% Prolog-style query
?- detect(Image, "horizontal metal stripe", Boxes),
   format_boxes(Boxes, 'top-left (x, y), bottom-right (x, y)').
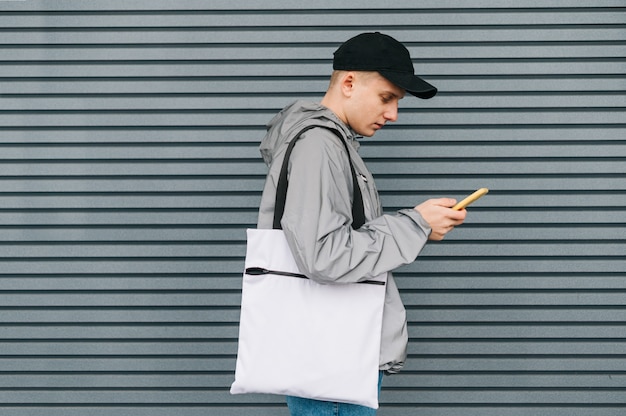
top-left (0, 325), bottom-right (236, 338)
top-left (0, 389), bottom-right (623, 405)
top-left (7, 160), bottom-right (626, 172)
top-left (387, 193), bottom-right (626, 207)
top-left (1, 185), bottom-right (625, 203)
top-left (0, 159), bottom-right (624, 175)
top-left (388, 373), bottom-right (626, 387)
top-left (0, 374), bottom-right (234, 388)
top-left (0, 226), bottom-right (619, 242)
top-left (376, 173), bottom-right (623, 188)
top-left (399, 291), bottom-right (626, 305)
top-left (396, 258), bottom-right (626, 273)
top-left (0, 409), bottom-right (607, 416)
top-left (0, 228), bottom-right (247, 242)
top-left (379, 390), bottom-right (626, 404)
top-left (0, 26), bottom-right (617, 37)
top-left (1, 142), bottom-right (625, 158)
top-left (398, 274), bottom-right (626, 289)
top-left (370, 160), bottom-right (626, 175)
top-left (0, 261), bottom-right (248, 274)
top-left (0, 357), bottom-right (235, 372)
top-left (0, 242), bottom-right (623, 258)
top-left (0, 324), bottom-right (625, 339)
top-left (0, 127), bottom-right (623, 143)
top-left (0, 293), bottom-right (240, 307)
top-left (1, 289), bottom-right (626, 306)
top-left (2, 45), bottom-right (625, 61)
top-left (1, 10), bottom-right (625, 27)
top-left (2, 352), bottom-right (625, 370)
top-left (1, 94), bottom-right (624, 109)
top-left (401, 357), bottom-right (626, 372)
top-left (2, 308), bottom-right (624, 324)
top-left (0, 260), bottom-right (625, 275)
top-left (22, 371), bottom-right (626, 391)
top-left (0, 409), bottom-right (283, 416)
top-left (3, 0), bottom-right (626, 11)
top-left (0, 212), bottom-right (259, 225)
top-left (406, 325), bottom-right (626, 338)
top-left (0, 205), bottom-right (622, 220)
top-left (0, 211), bottom-right (622, 225)
top-left (0, 389), bottom-right (260, 407)
top-left (0, 9), bottom-right (624, 24)
top-left (0, 111), bottom-right (622, 126)
top-left (0, 273), bottom-right (624, 291)
top-left (0, 61), bottom-right (623, 77)
top-left (2, 28), bottom-right (625, 44)
top-left (0, 275), bottom-right (243, 289)
top-left (1, 78), bottom-right (623, 94)
top-left (0, 388), bottom-right (626, 406)
top-left (366, 410), bottom-right (625, 416)
top-left (0, 410), bottom-right (606, 416)
top-left (1, 306), bottom-right (625, 323)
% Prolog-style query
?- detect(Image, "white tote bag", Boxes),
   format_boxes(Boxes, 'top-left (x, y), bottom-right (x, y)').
top-left (230, 228), bottom-right (386, 409)
top-left (230, 125), bottom-right (386, 409)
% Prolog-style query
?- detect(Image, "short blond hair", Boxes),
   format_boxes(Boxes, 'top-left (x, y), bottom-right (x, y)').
top-left (327, 70), bottom-right (379, 90)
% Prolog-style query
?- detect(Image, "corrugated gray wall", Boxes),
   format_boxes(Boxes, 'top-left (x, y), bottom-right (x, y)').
top-left (0, 1), bottom-right (624, 415)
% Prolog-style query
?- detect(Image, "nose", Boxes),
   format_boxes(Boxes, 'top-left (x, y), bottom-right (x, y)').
top-left (384, 104), bottom-right (398, 122)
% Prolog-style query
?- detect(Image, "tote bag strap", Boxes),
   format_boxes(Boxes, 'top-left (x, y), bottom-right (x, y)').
top-left (273, 125), bottom-right (366, 230)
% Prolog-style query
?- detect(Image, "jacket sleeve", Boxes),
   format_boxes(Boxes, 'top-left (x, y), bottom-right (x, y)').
top-left (280, 129), bottom-right (432, 284)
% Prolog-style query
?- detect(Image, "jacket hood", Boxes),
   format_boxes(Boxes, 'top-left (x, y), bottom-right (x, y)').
top-left (259, 100), bottom-right (356, 165)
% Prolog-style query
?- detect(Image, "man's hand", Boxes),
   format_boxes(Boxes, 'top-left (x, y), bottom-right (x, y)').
top-left (414, 198), bottom-right (467, 241)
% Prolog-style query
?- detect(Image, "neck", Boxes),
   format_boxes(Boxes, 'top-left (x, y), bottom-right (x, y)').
top-left (320, 93), bottom-right (347, 125)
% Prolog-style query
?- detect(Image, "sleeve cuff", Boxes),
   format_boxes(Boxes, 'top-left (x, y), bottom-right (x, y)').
top-left (398, 208), bottom-right (432, 238)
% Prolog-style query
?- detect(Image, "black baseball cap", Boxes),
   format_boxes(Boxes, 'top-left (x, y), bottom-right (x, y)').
top-left (333, 32), bottom-right (437, 99)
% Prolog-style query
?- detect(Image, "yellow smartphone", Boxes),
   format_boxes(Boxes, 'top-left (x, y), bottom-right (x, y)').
top-left (452, 188), bottom-right (489, 210)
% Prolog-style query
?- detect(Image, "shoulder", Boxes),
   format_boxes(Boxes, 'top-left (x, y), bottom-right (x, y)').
top-left (288, 127), bottom-right (351, 172)
top-left (285, 126), bottom-right (354, 193)
top-left (291, 126), bottom-right (349, 157)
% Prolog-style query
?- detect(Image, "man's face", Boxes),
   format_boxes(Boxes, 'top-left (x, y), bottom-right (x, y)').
top-left (343, 72), bottom-right (405, 137)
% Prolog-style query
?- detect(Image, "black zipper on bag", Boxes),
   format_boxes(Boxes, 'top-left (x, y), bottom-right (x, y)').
top-left (245, 267), bottom-right (385, 286)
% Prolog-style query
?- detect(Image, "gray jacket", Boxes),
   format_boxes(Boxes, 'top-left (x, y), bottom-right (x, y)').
top-left (257, 101), bottom-right (432, 373)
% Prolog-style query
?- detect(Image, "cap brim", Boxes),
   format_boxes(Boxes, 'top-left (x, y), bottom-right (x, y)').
top-left (378, 70), bottom-right (437, 99)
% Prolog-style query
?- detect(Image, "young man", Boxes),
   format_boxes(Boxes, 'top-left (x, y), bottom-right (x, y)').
top-left (256, 32), bottom-right (467, 415)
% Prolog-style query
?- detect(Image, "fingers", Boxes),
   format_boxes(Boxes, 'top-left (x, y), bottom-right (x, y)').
top-left (414, 198), bottom-right (468, 241)
top-left (429, 197), bottom-right (457, 208)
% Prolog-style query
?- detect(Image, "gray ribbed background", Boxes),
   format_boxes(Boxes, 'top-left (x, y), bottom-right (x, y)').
top-left (0, 1), bottom-right (624, 415)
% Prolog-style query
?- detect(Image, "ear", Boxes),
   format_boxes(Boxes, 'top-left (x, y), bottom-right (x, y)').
top-left (339, 71), bottom-right (357, 97)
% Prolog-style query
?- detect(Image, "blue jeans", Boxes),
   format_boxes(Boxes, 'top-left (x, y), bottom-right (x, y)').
top-left (286, 372), bottom-right (384, 416)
